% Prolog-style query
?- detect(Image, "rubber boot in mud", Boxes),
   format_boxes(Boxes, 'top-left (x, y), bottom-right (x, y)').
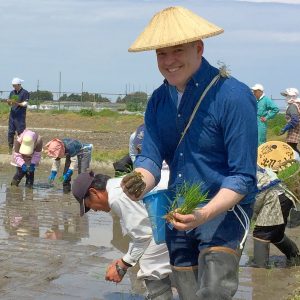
top-left (196, 248), bottom-right (240, 300)
top-left (274, 235), bottom-right (300, 266)
top-left (144, 276), bottom-right (173, 300)
top-left (171, 266), bottom-right (198, 300)
top-left (252, 238), bottom-right (270, 268)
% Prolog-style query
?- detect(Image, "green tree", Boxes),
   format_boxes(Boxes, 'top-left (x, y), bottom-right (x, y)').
top-left (30, 90), bottom-right (53, 102)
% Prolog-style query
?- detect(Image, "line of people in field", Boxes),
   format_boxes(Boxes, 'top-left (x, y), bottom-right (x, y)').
top-left (6, 6), bottom-right (300, 300)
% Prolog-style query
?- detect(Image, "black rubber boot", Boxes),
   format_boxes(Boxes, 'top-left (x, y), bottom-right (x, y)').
top-left (11, 178), bottom-right (20, 186)
top-left (252, 238), bottom-right (270, 268)
top-left (197, 250), bottom-right (240, 300)
top-left (287, 208), bottom-right (300, 228)
top-left (25, 172), bottom-right (34, 188)
top-left (274, 235), bottom-right (300, 266)
top-left (171, 267), bottom-right (198, 300)
top-left (144, 276), bottom-right (173, 300)
top-left (63, 182), bottom-right (71, 193)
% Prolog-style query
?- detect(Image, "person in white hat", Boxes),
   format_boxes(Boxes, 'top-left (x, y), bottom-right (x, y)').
top-left (121, 6), bottom-right (257, 300)
top-left (10, 129), bottom-right (43, 188)
top-left (279, 87), bottom-right (300, 155)
top-left (7, 77), bottom-right (30, 154)
top-left (251, 83), bottom-right (279, 145)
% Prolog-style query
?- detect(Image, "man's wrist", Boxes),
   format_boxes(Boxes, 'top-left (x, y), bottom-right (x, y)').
top-left (115, 262), bottom-right (127, 277)
top-left (121, 258), bottom-right (132, 268)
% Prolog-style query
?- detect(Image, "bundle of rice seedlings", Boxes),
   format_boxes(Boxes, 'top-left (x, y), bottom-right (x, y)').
top-left (277, 160), bottom-right (300, 199)
top-left (165, 182), bottom-right (208, 223)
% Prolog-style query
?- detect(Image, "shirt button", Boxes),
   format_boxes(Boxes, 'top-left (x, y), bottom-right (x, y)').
top-left (178, 174), bottom-right (182, 177)
top-left (196, 83), bottom-right (199, 87)
top-left (180, 153), bottom-right (183, 156)
top-left (178, 114), bottom-right (181, 117)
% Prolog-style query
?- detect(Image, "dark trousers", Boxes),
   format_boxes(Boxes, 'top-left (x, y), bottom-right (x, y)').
top-left (12, 167), bottom-right (34, 187)
top-left (8, 115), bottom-right (26, 148)
top-left (253, 194), bottom-right (294, 243)
top-left (287, 142), bottom-right (300, 155)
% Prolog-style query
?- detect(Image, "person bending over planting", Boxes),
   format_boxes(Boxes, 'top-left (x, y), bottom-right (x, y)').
top-left (72, 171), bottom-right (173, 300)
top-left (11, 129), bottom-right (43, 188)
top-left (44, 138), bottom-right (93, 193)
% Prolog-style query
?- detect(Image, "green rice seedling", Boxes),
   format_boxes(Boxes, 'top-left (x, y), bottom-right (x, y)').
top-left (10, 95), bottom-right (19, 101)
top-left (277, 160), bottom-right (300, 182)
top-left (165, 182), bottom-right (208, 223)
top-left (277, 160), bottom-right (300, 199)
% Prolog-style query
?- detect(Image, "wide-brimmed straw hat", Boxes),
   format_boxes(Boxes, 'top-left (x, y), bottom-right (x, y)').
top-left (128, 6), bottom-right (224, 52)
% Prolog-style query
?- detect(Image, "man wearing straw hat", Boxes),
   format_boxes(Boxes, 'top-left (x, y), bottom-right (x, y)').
top-left (121, 6), bottom-right (257, 300)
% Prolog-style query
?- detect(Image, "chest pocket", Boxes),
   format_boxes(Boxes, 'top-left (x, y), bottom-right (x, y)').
top-left (188, 112), bottom-right (219, 153)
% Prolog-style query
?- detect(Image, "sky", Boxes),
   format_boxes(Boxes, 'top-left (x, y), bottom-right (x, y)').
top-left (0, 0), bottom-right (300, 100)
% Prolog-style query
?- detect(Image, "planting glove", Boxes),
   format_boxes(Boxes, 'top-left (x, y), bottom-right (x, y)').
top-left (29, 163), bottom-right (36, 172)
top-left (122, 171), bottom-right (146, 198)
top-left (21, 164), bottom-right (28, 173)
top-left (48, 170), bottom-right (57, 183)
top-left (62, 169), bottom-right (73, 182)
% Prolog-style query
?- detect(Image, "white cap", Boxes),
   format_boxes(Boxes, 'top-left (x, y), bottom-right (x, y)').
top-left (251, 84), bottom-right (264, 91)
top-left (12, 77), bottom-right (24, 85)
top-left (280, 88), bottom-right (299, 97)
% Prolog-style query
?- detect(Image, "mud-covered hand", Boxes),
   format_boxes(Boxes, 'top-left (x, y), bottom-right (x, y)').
top-left (121, 171), bottom-right (146, 199)
top-left (48, 170), bottom-right (57, 183)
top-left (62, 169), bottom-right (73, 182)
top-left (29, 163), bottom-right (35, 172)
top-left (21, 164), bottom-right (28, 173)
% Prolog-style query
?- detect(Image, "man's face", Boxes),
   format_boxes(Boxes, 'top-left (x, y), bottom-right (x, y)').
top-left (84, 189), bottom-right (110, 213)
top-left (253, 89), bottom-right (263, 100)
top-left (156, 41), bottom-right (203, 92)
top-left (12, 84), bottom-right (21, 91)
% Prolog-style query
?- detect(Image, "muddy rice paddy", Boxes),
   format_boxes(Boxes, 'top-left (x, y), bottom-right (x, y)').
top-left (0, 113), bottom-right (299, 299)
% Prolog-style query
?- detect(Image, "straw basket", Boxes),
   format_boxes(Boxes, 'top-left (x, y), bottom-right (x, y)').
top-left (143, 189), bottom-right (172, 244)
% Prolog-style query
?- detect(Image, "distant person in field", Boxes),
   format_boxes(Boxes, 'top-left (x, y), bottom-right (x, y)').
top-left (7, 78), bottom-right (30, 154)
top-left (11, 129), bottom-right (43, 188)
top-left (112, 123), bottom-right (144, 175)
top-left (278, 88), bottom-right (300, 155)
top-left (44, 138), bottom-right (93, 193)
top-left (251, 84), bottom-right (279, 146)
top-left (129, 123), bottom-right (145, 162)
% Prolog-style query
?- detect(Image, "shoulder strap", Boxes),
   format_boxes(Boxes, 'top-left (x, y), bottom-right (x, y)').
top-left (177, 73), bottom-right (221, 148)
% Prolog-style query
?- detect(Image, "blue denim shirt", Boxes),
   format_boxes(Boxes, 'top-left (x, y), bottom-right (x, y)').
top-left (9, 88), bottom-right (30, 117)
top-left (62, 138), bottom-right (83, 157)
top-left (135, 57), bottom-right (258, 204)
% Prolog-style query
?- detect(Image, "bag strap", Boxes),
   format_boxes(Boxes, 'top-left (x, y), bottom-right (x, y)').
top-left (177, 73), bottom-right (221, 148)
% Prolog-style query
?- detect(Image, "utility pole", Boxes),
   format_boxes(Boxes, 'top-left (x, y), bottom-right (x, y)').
top-left (37, 80), bottom-right (40, 110)
top-left (58, 71), bottom-right (61, 110)
top-left (81, 81), bottom-right (83, 103)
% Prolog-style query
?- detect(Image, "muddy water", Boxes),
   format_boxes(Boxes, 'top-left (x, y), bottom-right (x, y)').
top-left (0, 164), bottom-right (299, 300)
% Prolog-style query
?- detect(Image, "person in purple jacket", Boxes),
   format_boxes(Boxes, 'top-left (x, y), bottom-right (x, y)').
top-left (11, 129), bottom-right (43, 188)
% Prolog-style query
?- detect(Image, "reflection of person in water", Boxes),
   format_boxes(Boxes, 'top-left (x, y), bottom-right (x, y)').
top-left (44, 212), bottom-right (89, 242)
top-left (4, 188), bottom-right (39, 238)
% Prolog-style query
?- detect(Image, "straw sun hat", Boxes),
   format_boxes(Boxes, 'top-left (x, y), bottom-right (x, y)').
top-left (257, 141), bottom-right (295, 171)
top-left (128, 6), bottom-right (224, 52)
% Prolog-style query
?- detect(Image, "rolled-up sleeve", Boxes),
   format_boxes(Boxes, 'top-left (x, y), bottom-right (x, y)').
top-left (220, 85), bottom-right (257, 196)
top-left (134, 95), bottom-right (164, 185)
